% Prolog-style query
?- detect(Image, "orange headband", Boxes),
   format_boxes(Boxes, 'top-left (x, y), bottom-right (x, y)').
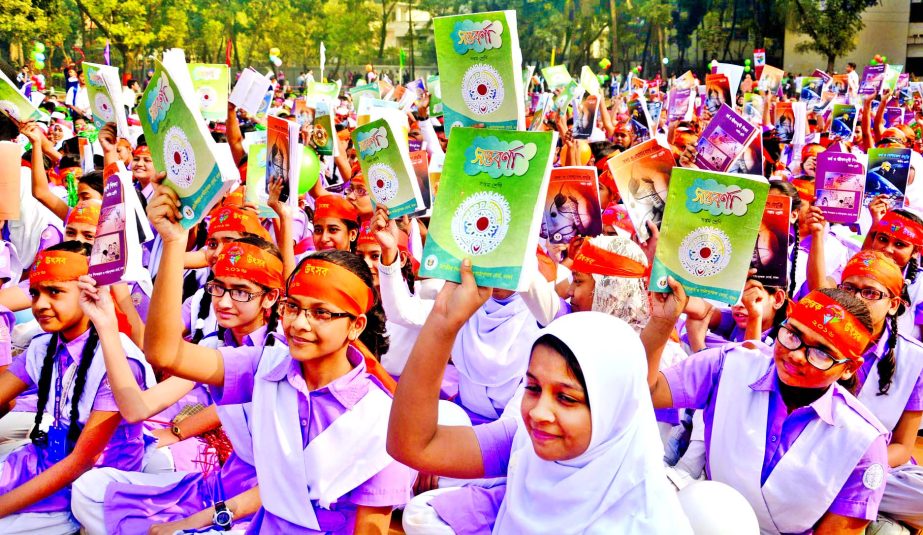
top-left (790, 178), bottom-right (815, 203)
top-left (871, 211), bottom-right (923, 249)
top-left (213, 242), bottom-right (284, 290)
top-left (801, 143), bottom-right (824, 162)
top-left (207, 206), bottom-right (270, 241)
top-left (30, 250), bottom-right (88, 287)
top-left (314, 195), bottom-right (359, 223)
top-left (569, 239), bottom-right (648, 278)
top-left (133, 145), bottom-right (151, 158)
top-left (601, 203), bottom-right (635, 236)
top-left (66, 200), bottom-right (101, 228)
top-left (842, 250), bottom-right (904, 299)
top-left (788, 290), bottom-right (872, 361)
top-left (287, 259), bottom-right (374, 316)
top-left (356, 221), bottom-right (377, 248)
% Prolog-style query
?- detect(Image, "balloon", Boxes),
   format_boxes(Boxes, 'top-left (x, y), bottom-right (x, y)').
top-left (744, 66), bottom-right (751, 73)
top-left (269, 47), bottom-right (281, 57)
top-left (744, 58), bottom-right (751, 65)
top-left (34, 42), bottom-right (45, 53)
top-left (662, 57), bottom-right (669, 65)
top-left (299, 146), bottom-right (320, 195)
top-left (678, 481), bottom-right (760, 535)
top-left (34, 53), bottom-right (45, 62)
top-left (598, 58), bottom-right (611, 70)
top-left (882, 56), bottom-right (888, 63)
top-left (34, 61), bottom-right (45, 70)
top-left (871, 59), bottom-right (879, 66)
top-left (272, 57), bottom-right (282, 67)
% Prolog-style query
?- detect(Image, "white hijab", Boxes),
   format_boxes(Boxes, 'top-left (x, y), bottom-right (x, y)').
top-left (493, 312), bottom-right (692, 534)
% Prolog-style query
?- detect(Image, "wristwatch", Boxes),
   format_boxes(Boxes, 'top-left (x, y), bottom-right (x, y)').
top-left (170, 424), bottom-right (183, 441)
top-left (213, 501), bottom-right (233, 531)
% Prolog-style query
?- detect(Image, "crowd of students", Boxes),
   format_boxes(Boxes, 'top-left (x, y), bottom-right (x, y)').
top-left (0, 49), bottom-right (922, 535)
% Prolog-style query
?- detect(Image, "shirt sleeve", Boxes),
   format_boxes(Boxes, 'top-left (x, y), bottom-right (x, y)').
top-left (7, 352), bottom-right (32, 386)
top-left (181, 294), bottom-right (193, 333)
top-left (661, 347), bottom-right (726, 410)
top-left (474, 417), bottom-right (517, 478)
top-left (826, 434), bottom-right (888, 521)
top-left (210, 346), bottom-right (262, 405)
top-left (94, 359), bottom-right (146, 412)
top-left (905, 370), bottom-right (923, 412)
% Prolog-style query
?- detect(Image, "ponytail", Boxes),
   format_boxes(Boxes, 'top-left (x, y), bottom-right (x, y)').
top-left (264, 305), bottom-right (280, 347)
top-left (30, 334), bottom-right (59, 446)
top-left (876, 314), bottom-right (898, 396)
top-left (906, 257), bottom-right (919, 286)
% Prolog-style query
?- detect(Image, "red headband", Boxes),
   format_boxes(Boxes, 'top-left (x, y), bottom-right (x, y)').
top-left (569, 239), bottom-right (647, 278)
top-left (842, 250), bottom-right (904, 299)
top-left (801, 143), bottom-right (824, 162)
top-left (871, 211), bottom-right (923, 249)
top-left (213, 242), bottom-right (284, 290)
top-left (356, 221), bottom-right (377, 248)
top-left (30, 250), bottom-right (88, 287)
top-left (601, 203), bottom-right (635, 237)
top-left (207, 206), bottom-right (270, 241)
top-left (788, 291), bottom-right (872, 361)
top-left (66, 200), bottom-right (101, 228)
top-left (287, 259), bottom-right (374, 316)
top-left (315, 195), bottom-right (359, 223)
top-left (133, 145), bottom-right (151, 158)
top-left (789, 178), bottom-right (815, 203)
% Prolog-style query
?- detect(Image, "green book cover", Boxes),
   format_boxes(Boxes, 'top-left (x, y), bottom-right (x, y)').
top-left (84, 62), bottom-right (129, 137)
top-left (420, 127), bottom-right (556, 291)
top-left (553, 80), bottom-right (581, 112)
top-left (307, 81), bottom-right (341, 101)
top-left (349, 83), bottom-right (379, 113)
top-left (352, 118), bottom-right (423, 218)
top-left (579, 66), bottom-right (601, 96)
top-left (188, 64), bottom-right (230, 122)
top-left (426, 75), bottom-right (443, 117)
top-left (311, 99), bottom-right (337, 156)
top-left (884, 64), bottom-right (904, 92)
top-left (0, 69), bottom-right (46, 123)
top-left (139, 58), bottom-right (234, 229)
top-left (542, 64), bottom-right (572, 90)
top-left (433, 10), bottom-right (524, 134)
top-left (649, 168), bottom-right (768, 304)
top-left (244, 143), bottom-right (277, 218)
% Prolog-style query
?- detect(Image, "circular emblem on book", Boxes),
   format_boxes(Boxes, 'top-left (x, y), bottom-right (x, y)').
top-left (197, 86), bottom-right (217, 110)
top-left (678, 226), bottom-right (732, 278)
top-left (862, 463), bottom-right (884, 490)
top-left (312, 126), bottom-right (329, 147)
top-left (94, 93), bottom-right (115, 122)
top-left (462, 64), bottom-right (505, 116)
top-left (367, 163), bottom-right (399, 204)
top-left (451, 191), bottom-right (511, 256)
top-left (0, 101), bottom-right (20, 121)
top-left (163, 126), bottom-right (198, 189)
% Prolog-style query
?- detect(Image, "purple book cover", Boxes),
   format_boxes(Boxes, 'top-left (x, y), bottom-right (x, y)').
top-left (815, 151), bottom-right (865, 224)
top-left (408, 139), bottom-right (424, 152)
top-left (693, 104), bottom-right (757, 172)
top-left (884, 107), bottom-right (903, 128)
top-left (812, 69), bottom-right (831, 86)
top-left (667, 88), bottom-right (691, 123)
top-left (88, 165), bottom-right (127, 285)
top-left (859, 64), bottom-right (886, 96)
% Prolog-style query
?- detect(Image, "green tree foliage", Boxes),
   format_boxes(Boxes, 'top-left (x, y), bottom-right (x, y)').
top-left (784, 0), bottom-right (879, 71)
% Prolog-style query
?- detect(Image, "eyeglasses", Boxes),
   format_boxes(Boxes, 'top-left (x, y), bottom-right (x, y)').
top-left (205, 237), bottom-right (238, 251)
top-left (837, 283), bottom-right (889, 301)
top-left (777, 323), bottom-right (852, 371)
top-left (345, 185), bottom-right (368, 197)
top-left (280, 299), bottom-right (353, 322)
top-left (205, 281), bottom-right (265, 303)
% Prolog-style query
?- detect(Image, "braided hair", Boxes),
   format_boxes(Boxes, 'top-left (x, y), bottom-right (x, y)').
top-left (876, 313), bottom-right (899, 396)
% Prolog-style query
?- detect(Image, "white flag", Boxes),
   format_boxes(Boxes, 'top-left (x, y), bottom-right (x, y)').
top-left (320, 42), bottom-right (326, 81)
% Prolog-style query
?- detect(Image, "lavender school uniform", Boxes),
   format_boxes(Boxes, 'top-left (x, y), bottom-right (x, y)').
top-left (856, 329), bottom-right (923, 527)
top-left (663, 342), bottom-right (889, 534)
top-left (212, 344), bottom-right (414, 534)
top-left (73, 327), bottom-right (276, 534)
top-left (0, 329), bottom-right (151, 515)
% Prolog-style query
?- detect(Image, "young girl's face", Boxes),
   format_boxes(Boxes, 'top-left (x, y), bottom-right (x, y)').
top-left (282, 294), bottom-right (365, 362)
top-left (313, 217), bottom-right (356, 251)
top-left (773, 317), bottom-right (860, 389)
top-left (346, 179), bottom-right (374, 218)
top-left (205, 231), bottom-right (243, 267)
top-left (132, 154), bottom-right (155, 186)
top-left (566, 272), bottom-right (595, 312)
top-left (30, 281), bottom-right (84, 335)
top-left (65, 222), bottom-right (96, 244)
top-left (522, 344), bottom-right (592, 462)
top-left (867, 232), bottom-right (915, 268)
top-left (210, 275), bottom-right (276, 332)
top-left (356, 243), bottom-right (382, 287)
top-left (77, 183), bottom-right (102, 202)
top-left (841, 274), bottom-right (901, 334)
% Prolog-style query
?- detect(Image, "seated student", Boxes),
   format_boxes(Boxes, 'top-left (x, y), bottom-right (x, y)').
top-left (140, 182), bottom-right (412, 534)
top-left (388, 261), bottom-right (692, 534)
top-left (0, 242), bottom-right (151, 534)
top-left (70, 236), bottom-right (287, 534)
top-left (646, 282), bottom-right (889, 534)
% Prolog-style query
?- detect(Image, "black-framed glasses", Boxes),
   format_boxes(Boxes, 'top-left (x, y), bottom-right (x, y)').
top-left (777, 323), bottom-right (851, 371)
top-left (280, 299), bottom-right (353, 323)
top-left (345, 185), bottom-right (368, 197)
top-left (205, 281), bottom-right (265, 303)
top-left (837, 283), bottom-right (889, 302)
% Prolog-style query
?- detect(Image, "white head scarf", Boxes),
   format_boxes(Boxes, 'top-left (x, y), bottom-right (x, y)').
top-left (587, 235), bottom-right (651, 331)
top-left (493, 312), bottom-right (692, 534)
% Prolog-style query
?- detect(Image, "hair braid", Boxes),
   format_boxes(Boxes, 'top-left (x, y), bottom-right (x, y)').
top-left (30, 334), bottom-right (59, 445)
top-left (876, 314), bottom-right (898, 396)
top-left (66, 326), bottom-right (99, 451)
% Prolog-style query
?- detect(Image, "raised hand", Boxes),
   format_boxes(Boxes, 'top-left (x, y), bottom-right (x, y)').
top-left (146, 172), bottom-right (187, 244)
top-left (77, 275), bottom-right (118, 331)
top-left (430, 259), bottom-right (492, 331)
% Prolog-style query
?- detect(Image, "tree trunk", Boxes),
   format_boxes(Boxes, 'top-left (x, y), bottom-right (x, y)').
top-left (827, 53), bottom-right (835, 73)
top-left (117, 44), bottom-right (130, 77)
top-left (609, 0), bottom-right (617, 63)
top-left (723, 0), bottom-right (738, 61)
top-left (641, 22), bottom-right (652, 77)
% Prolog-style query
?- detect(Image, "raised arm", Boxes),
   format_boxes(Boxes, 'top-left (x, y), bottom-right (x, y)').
top-left (387, 259), bottom-right (491, 478)
top-left (267, 176), bottom-right (296, 278)
top-left (226, 102), bottom-right (245, 166)
top-left (804, 207), bottom-right (836, 291)
top-left (21, 123), bottom-right (68, 221)
top-left (144, 178), bottom-right (225, 385)
top-left (640, 276), bottom-right (687, 408)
